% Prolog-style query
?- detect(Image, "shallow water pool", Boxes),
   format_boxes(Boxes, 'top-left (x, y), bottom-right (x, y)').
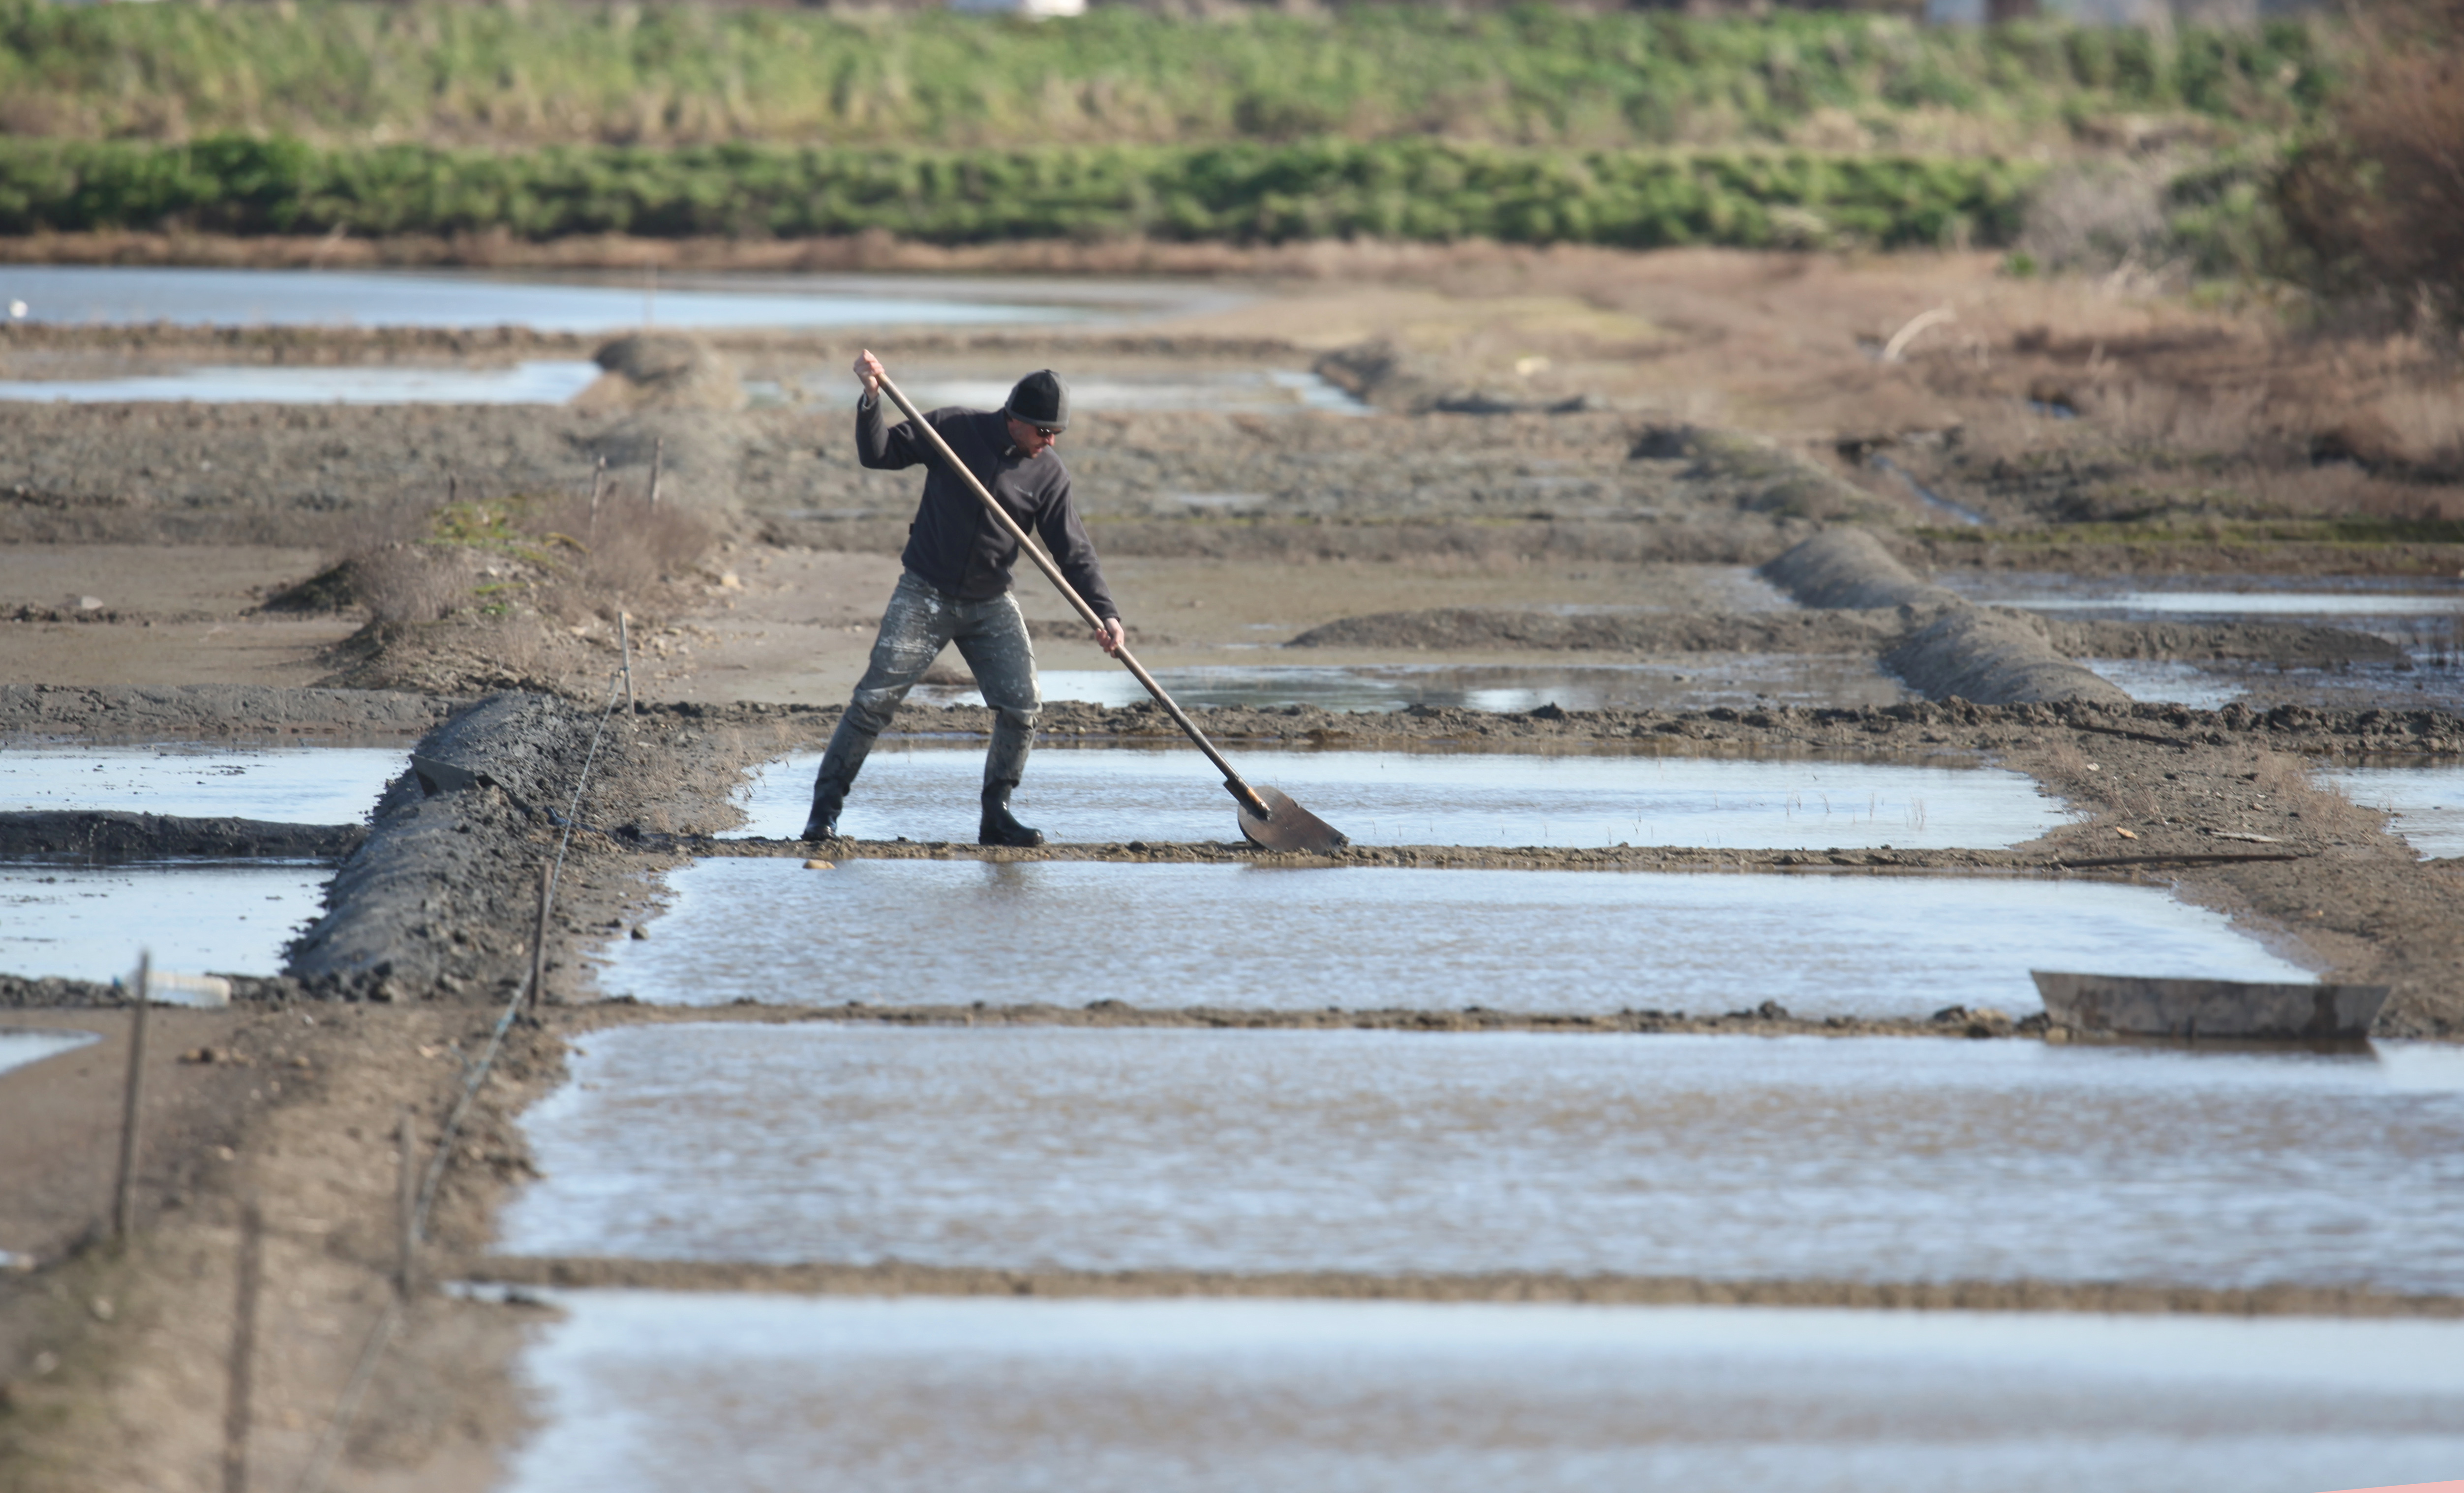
top-left (498, 1294), bottom-right (2464, 1493)
top-left (0, 265), bottom-right (1115, 332)
top-left (914, 655), bottom-right (1911, 714)
top-left (2320, 763), bottom-right (2464, 859)
top-left (501, 1026), bottom-right (2464, 1291)
top-left (601, 859), bottom-right (2308, 1018)
top-left (0, 863), bottom-right (329, 981)
top-left (0, 1029), bottom-right (94, 1078)
top-left (0, 360), bottom-right (601, 405)
top-left (0, 746), bottom-right (403, 823)
top-left (725, 746), bottom-right (2068, 850)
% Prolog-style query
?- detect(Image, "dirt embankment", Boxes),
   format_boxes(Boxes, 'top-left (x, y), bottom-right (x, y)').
top-left (1286, 603), bottom-right (2400, 675)
top-left (0, 683), bottom-right (452, 740)
top-left (2044, 619), bottom-right (2409, 666)
top-left (0, 812), bottom-right (362, 861)
top-left (1762, 530), bottom-right (2132, 706)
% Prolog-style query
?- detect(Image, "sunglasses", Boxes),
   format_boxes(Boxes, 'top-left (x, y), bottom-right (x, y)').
top-left (1030, 425), bottom-right (1062, 438)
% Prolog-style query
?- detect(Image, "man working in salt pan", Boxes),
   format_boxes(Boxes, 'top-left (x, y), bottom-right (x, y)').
top-left (803, 350), bottom-right (1126, 847)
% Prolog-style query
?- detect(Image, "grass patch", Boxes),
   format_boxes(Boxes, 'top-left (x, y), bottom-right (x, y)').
top-left (0, 135), bottom-right (2048, 248)
top-left (0, 2), bottom-right (2331, 152)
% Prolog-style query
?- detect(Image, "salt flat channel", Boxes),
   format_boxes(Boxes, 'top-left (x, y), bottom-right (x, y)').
top-left (495, 1294), bottom-right (2464, 1493)
top-left (600, 860), bottom-right (2310, 1018)
top-left (724, 747), bottom-right (2070, 850)
top-left (0, 360), bottom-right (601, 405)
top-left (910, 656), bottom-right (1910, 714)
top-left (0, 863), bottom-right (329, 981)
top-left (499, 1028), bottom-right (2464, 1291)
top-left (0, 1029), bottom-right (92, 1078)
top-left (0, 746), bottom-right (403, 823)
top-left (2319, 763), bottom-right (2464, 859)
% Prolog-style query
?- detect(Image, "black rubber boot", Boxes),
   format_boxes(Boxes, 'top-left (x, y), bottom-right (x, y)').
top-left (978, 783), bottom-right (1044, 848)
top-left (800, 777), bottom-right (848, 842)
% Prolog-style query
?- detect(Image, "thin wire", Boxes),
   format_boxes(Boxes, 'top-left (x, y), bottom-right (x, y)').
top-left (293, 672), bottom-right (626, 1493)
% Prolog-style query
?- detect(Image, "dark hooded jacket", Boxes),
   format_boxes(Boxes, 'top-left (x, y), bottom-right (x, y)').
top-left (855, 394), bottom-right (1117, 620)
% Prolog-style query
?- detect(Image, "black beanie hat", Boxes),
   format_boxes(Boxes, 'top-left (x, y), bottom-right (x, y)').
top-left (1004, 369), bottom-right (1069, 432)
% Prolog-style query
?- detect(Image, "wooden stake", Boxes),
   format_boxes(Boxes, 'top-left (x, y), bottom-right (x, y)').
top-left (618, 610), bottom-right (638, 716)
top-left (396, 1110), bottom-right (418, 1299)
top-left (648, 436), bottom-right (665, 508)
top-left (112, 954), bottom-right (152, 1241)
top-left (223, 1196), bottom-right (263, 1493)
top-left (528, 860), bottom-right (554, 1011)
top-left (588, 456), bottom-right (608, 545)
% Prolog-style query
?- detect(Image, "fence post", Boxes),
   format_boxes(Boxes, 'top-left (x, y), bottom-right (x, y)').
top-left (528, 860), bottom-right (554, 1011)
top-left (396, 1111), bottom-right (419, 1299)
top-left (223, 1195), bottom-right (263, 1493)
top-left (618, 611), bottom-right (638, 716)
top-left (112, 953), bottom-right (152, 1241)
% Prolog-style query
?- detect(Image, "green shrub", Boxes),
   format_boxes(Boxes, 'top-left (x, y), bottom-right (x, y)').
top-left (0, 136), bottom-right (2048, 249)
top-left (0, 0), bottom-right (2330, 153)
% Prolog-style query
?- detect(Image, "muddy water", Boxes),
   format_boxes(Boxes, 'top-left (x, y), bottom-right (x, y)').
top-left (0, 863), bottom-right (329, 980)
top-left (0, 746), bottom-right (402, 823)
top-left (2320, 764), bottom-right (2464, 859)
top-left (601, 860), bottom-right (2307, 1017)
top-left (725, 746), bottom-right (2069, 850)
top-left (913, 655), bottom-right (1911, 714)
top-left (0, 361), bottom-right (600, 404)
top-left (496, 1293), bottom-right (2464, 1493)
top-left (504, 1027), bottom-right (2464, 1289)
top-left (0, 1029), bottom-right (92, 1077)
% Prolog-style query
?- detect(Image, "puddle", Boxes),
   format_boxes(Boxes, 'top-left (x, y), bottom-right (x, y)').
top-left (2079, 658), bottom-right (2250, 710)
top-left (0, 863), bottom-right (329, 981)
top-left (0, 360), bottom-right (600, 405)
top-left (599, 861), bottom-right (2306, 1018)
top-left (0, 746), bottom-right (402, 823)
top-left (915, 655), bottom-right (1912, 714)
top-left (795, 368), bottom-right (1368, 415)
top-left (1941, 571), bottom-right (2464, 625)
top-left (727, 746), bottom-right (2069, 849)
top-left (502, 1027), bottom-right (2464, 1291)
top-left (2319, 764), bottom-right (2464, 859)
top-left (0, 1029), bottom-right (95, 1078)
top-left (0, 266), bottom-right (1152, 332)
top-left (497, 1294), bottom-right (2464, 1493)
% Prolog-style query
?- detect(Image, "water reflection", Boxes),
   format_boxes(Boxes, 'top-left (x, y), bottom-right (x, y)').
top-left (0, 1029), bottom-right (94, 1078)
top-left (499, 1293), bottom-right (2464, 1493)
top-left (2319, 763), bottom-right (2464, 859)
top-left (0, 360), bottom-right (599, 405)
top-left (0, 862), bottom-right (330, 981)
top-left (0, 265), bottom-right (1116, 332)
top-left (723, 745), bottom-right (2071, 849)
top-left (0, 746), bottom-right (403, 823)
top-left (503, 1027), bottom-right (2464, 1290)
top-left (917, 656), bottom-right (1911, 714)
top-left (599, 860), bottom-right (2307, 1018)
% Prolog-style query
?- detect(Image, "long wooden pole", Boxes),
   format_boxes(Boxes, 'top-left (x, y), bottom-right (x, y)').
top-left (872, 370), bottom-right (1270, 819)
top-left (112, 953), bottom-right (152, 1241)
top-left (223, 1195), bottom-right (263, 1493)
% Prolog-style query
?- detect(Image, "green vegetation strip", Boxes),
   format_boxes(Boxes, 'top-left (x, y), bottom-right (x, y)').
top-left (0, 136), bottom-right (2047, 247)
top-left (0, 1), bottom-right (2329, 152)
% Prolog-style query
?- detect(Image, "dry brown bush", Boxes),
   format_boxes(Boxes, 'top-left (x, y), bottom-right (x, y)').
top-left (2280, 0), bottom-right (2464, 325)
top-left (523, 490), bottom-right (715, 618)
